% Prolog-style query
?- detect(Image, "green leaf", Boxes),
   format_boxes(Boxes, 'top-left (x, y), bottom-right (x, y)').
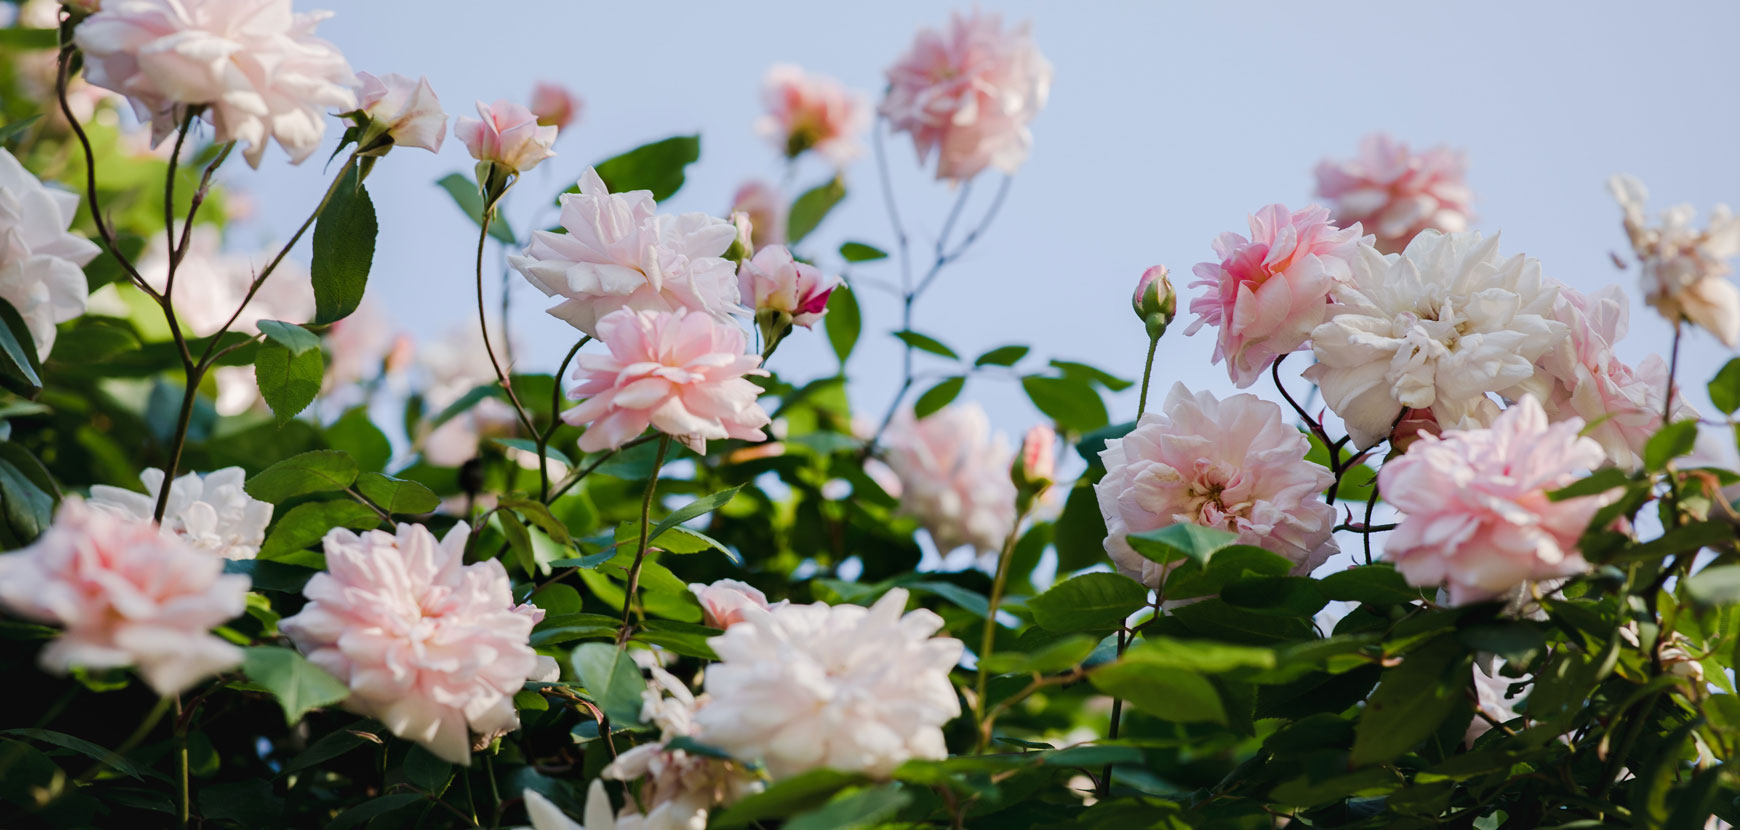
top-left (1126, 636), bottom-right (1277, 673)
top-left (838, 241), bottom-right (887, 262)
top-left (530, 613), bottom-right (620, 646)
top-left (785, 783), bottom-right (911, 830)
top-left (1548, 466), bottom-right (1632, 501)
top-left (787, 177), bottom-right (846, 245)
top-left (0, 298), bottom-right (43, 395)
top-left (501, 496), bottom-right (574, 546)
top-left (1049, 359), bottom-right (1133, 392)
top-left (1685, 565), bottom-right (1740, 606)
top-left (1125, 523), bottom-right (1240, 568)
top-left (0, 455), bottom-right (55, 544)
top-left (824, 282), bottom-right (861, 365)
top-left (1, 728), bottom-right (145, 780)
top-left (1029, 572), bottom-right (1148, 632)
top-left (1710, 358), bottom-right (1740, 415)
top-left (282, 727), bottom-right (377, 774)
top-left (490, 437), bottom-right (574, 468)
top-left (906, 580), bottom-right (991, 618)
top-left (255, 342), bottom-right (324, 426)
top-left (311, 163), bottom-right (377, 324)
top-left (245, 450), bottom-right (360, 503)
top-left (571, 643), bottom-right (645, 725)
top-left (325, 793), bottom-right (424, 830)
top-left (355, 472), bottom-right (439, 515)
top-left (1022, 374), bottom-right (1109, 433)
top-left (259, 500), bottom-right (381, 559)
top-left (893, 329), bottom-right (958, 360)
top-left (591, 134), bottom-right (701, 202)
top-left (436, 173), bottom-right (515, 244)
top-left (242, 646), bottom-right (350, 726)
top-left (633, 619), bottom-right (721, 660)
top-left (1644, 420), bottom-right (1699, 470)
top-left (1054, 479), bottom-right (1111, 572)
top-left (256, 320), bottom-right (320, 356)
top-left (1162, 546), bottom-right (1299, 601)
top-left (974, 344), bottom-right (1030, 367)
top-left (1457, 622), bottom-right (1548, 669)
top-left (402, 745), bottom-right (451, 794)
top-left (1350, 635), bottom-right (1473, 765)
top-left (1221, 576), bottom-right (1329, 617)
top-left (0, 115), bottom-right (43, 146)
top-left (498, 510), bottom-right (537, 578)
top-left (648, 487), bottom-right (741, 544)
top-left (324, 408), bottom-right (391, 472)
top-left (712, 769), bottom-right (871, 827)
top-left (1091, 660), bottom-right (1227, 724)
top-left (1318, 564), bottom-right (1425, 606)
top-left (912, 376), bottom-right (965, 418)
top-left (981, 635), bottom-right (1098, 675)
top-left (224, 560), bottom-right (320, 593)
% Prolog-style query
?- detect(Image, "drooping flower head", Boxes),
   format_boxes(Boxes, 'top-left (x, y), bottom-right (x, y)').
top-left (1609, 174), bottom-right (1740, 347)
top-left (529, 80), bottom-right (582, 131)
top-left (1186, 204), bottom-right (1362, 387)
top-left (352, 71), bottom-right (445, 154)
top-left (1306, 230), bottom-right (1568, 449)
top-left (883, 402), bottom-right (1018, 555)
top-left (690, 579), bottom-right (786, 629)
top-left (738, 245), bottom-right (839, 328)
top-left (1095, 384), bottom-right (1337, 588)
top-left (510, 167), bottom-right (745, 337)
top-left (1377, 396), bottom-right (1615, 606)
top-left (88, 467), bottom-right (273, 560)
top-left (695, 589), bottom-right (964, 779)
top-left (564, 308), bottom-right (771, 454)
top-left (1314, 133), bottom-right (1474, 254)
top-left (756, 64), bottom-right (870, 166)
top-left (0, 499), bottom-right (248, 695)
top-left (74, 0), bottom-right (358, 166)
top-left (730, 181), bottom-right (787, 251)
top-left (0, 148), bottom-right (100, 359)
top-left (880, 10), bottom-right (1052, 182)
top-left (456, 99), bottom-right (557, 175)
top-left (278, 522), bottom-right (541, 764)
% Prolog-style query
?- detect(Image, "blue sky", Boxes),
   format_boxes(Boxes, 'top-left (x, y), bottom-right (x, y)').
top-left (242, 0), bottom-right (1740, 443)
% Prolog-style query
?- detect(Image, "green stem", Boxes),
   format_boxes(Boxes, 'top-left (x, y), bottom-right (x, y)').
top-left (474, 213), bottom-right (539, 439)
top-left (154, 371), bottom-right (204, 523)
top-left (1136, 333), bottom-right (1160, 420)
top-left (974, 504), bottom-right (1031, 752)
top-left (618, 436), bottom-right (672, 638)
top-left (539, 336), bottom-right (590, 501)
top-left (175, 698), bottom-right (189, 828)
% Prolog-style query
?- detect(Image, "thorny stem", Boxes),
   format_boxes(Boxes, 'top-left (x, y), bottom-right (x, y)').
top-left (55, 43), bottom-right (156, 300)
top-left (618, 436), bottom-right (672, 638)
top-left (1363, 484), bottom-right (1382, 565)
top-left (475, 213), bottom-right (540, 439)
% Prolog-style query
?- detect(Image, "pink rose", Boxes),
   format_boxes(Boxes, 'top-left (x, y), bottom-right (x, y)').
top-left (1377, 397), bottom-right (1616, 606)
top-left (1186, 204), bottom-right (1363, 388)
top-left (1132, 265), bottom-right (1176, 339)
top-left (884, 403), bottom-right (1017, 555)
top-left (564, 308), bottom-right (771, 454)
top-left (689, 579), bottom-right (786, 629)
top-left (756, 64), bottom-right (869, 166)
top-left (1095, 384), bottom-right (1337, 588)
top-left (731, 181), bottom-right (787, 250)
top-left (353, 71), bottom-right (445, 154)
top-left (738, 245), bottom-right (839, 328)
top-left (0, 499), bottom-right (248, 695)
top-left (1014, 424), bottom-right (1056, 490)
top-left (529, 80), bottom-right (581, 131)
top-left (455, 99), bottom-right (557, 174)
top-left (880, 10), bottom-right (1052, 181)
top-left (1314, 133), bottom-right (1474, 254)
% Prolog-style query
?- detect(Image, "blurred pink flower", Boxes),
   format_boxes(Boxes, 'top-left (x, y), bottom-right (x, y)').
top-left (738, 245), bottom-right (838, 328)
top-left (353, 71), bottom-right (445, 154)
top-left (731, 181), bottom-right (787, 250)
top-left (511, 168), bottom-right (744, 337)
top-left (1609, 174), bottom-right (1740, 347)
top-left (884, 403), bottom-right (1017, 554)
top-left (1377, 397), bottom-right (1615, 606)
top-left (756, 64), bottom-right (869, 166)
top-left (689, 579), bottom-right (785, 629)
top-left (0, 148), bottom-right (100, 359)
top-left (529, 80), bottom-right (582, 131)
top-left (0, 499), bottom-right (248, 695)
top-left (564, 308), bottom-right (771, 454)
top-left (322, 299), bottom-right (396, 390)
top-left (880, 10), bottom-right (1052, 182)
top-left (279, 523), bottom-right (539, 764)
top-left (1095, 384), bottom-right (1337, 589)
top-left (1186, 204), bottom-right (1362, 388)
top-left (138, 225), bottom-right (315, 338)
top-left (74, 0), bottom-right (358, 166)
top-left (1015, 424), bottom-right (1056, 489)
top-left (456, 99), bottom-right (557, 174)
top-left (1314, 133), bottom-right (1474, 254)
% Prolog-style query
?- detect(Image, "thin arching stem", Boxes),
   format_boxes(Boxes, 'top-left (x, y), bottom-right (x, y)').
top-left (618, 436), bottom-right (672, 638)
top-left (538, 336), bottom-right (590, 500)
top-left (474, 213), bottom-right (539, 439)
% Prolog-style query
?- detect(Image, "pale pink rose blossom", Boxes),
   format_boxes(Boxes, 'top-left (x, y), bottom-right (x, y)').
top-left (1538, 284), bottom-right (1693, 470)
top-left (603, 664), bottom-right (761, 828)
top-left (737, 245), bottom-right (839, 328)
top-left (1609, 174), bottom-right (1740, 347)
top-left (522, 781), bottom-right (614, 830)
top-left (278, 522), bottom-right (540, 764)
top-left (415, 324), bottom-right (519, 467)
top-left (1314, 133), bottom-right (1474, 254)
top-left (730, 181), bottom-right (787, 250)
top-left (0, 148), bottom-right (100, 359)
top-left (689, 579), bottom-right (786, 629)
top-left (564, 308), bottom-right (771, 454)
top-left (88, 467), bottom-right (272, 560)
top-left (1096, 384), bottom-right (1337, 588)
top-left (1377, 397), bottom-right (1616, 606)
top-left (74, 0), bottom-right (358, 166)
top-left (696, 589), bottom-right (964, 779)
top-left (353, 71), bottom-right (445, 154)
top-left (756, 64), bottom-right (869, 166)
top-left (529, 81), bottom-right (582, 131)
top-left (455, 99), bottom-right (557, 174)
top-left (0, 499), bottom-right (248, 695)
top-left (511, 167), bottom-right (745, 337)
top-left (1185, 204), bottom-right (1363, 388)
top-left (883, 403), bottom-right (1017, 554)
top-left (880, 10), bottom-right (1052, 181)
top-left (321, 299), bottom-right (396, 390)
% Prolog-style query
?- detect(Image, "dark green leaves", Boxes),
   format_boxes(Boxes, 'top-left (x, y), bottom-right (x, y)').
top-left (0, 299), bottom-right (43, 396)
top-left (1644, 420), bottom-right (1698, 470)
top-left (310, 162), bottom-right (376, 324)
top-left (824, 282), bottom-right (861, 364)
top-left (592, 134), bottom-right (701, 202)
top-left (1090, 660), bottom-right (1227, 724)
top-left (788, 177), bottom-right (846, 245)
top-left (839, 241), bottom-right (887, 262)
top-left (355, 472), bottom-right (439, 515)
top-left (257, 320), bottom-right (321, 355)
top-left (1710, 358), bottom-right (1740, 414)
top-left (893, 330), bottom-right (958, 360)
top-left (254, 342), bottom-right (323, 426)
top-left (913, 376), bottom-right (965, 418)
top-left (1126, 524), bottom-right (1240, 568)
top-left (1021, 374), bottom-right (1109, 433)
top-left (241, 646), bottom-right (350, 726)
top-left (1350, 635), bottom-right (1472, 765)
top-left (1685, 565), bottom-right (1740, 606)
top-left (0, 115), bottom-right (43, 146)
top-left (437, 173), bottom-right (515, 244)
top-left (245, 450), bottom-right (359, 503)
top-left (974, 344), bottom-right (1029, 367)
top-left (1029, 572), bottom-right (1147, 632)
top-left (571, 643), bottom-right (644, 725)
top-left (259, 500), bottom-right (380, 559)
top-left (1318, 564), bottom-right (1424, 605)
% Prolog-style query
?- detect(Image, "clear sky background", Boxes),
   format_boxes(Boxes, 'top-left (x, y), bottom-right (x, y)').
top-left (241, 0), bottom-right (1740, 448)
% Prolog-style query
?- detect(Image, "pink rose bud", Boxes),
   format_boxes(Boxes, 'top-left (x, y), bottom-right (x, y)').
top-left (529, 81), bottom-right (582, 131)
top-left (1133, 265), bottom-right (1176, 340)
top-left (1012, 424), bottom-right (1056, 494)
top-left (353, 72), bottom-right (447, 155)
top-left (739, 246), bottom-right (840, 353)
top-left (456, 99), bottom-right (558, 174)
top-left (726, 210), bottom-right (755, 264)
top-left (688, 579), bottom-right (784, 629)
top-left (1388, 407), bottom-right (1440, 455)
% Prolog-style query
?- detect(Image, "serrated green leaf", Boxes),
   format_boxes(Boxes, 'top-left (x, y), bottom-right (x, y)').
top-left (571, 643), bottom-right (644, 725)
top-left (255, 342), bottom-right (323, 426)
top-left (355, 472), bottom-right (439, 515)
top-left (1644, 420), bottom-right (1699, 470)
top-left (311, 163), bottom-right (376, 324)
top-left (1029, 572), bottom-right (1147, 632)
top-left (245, 450), bottom-right (359, 503)
top-left (256, 320), bottom-right (320, 356)
top-left (242, 646), bottom-right (350, 726)
top-left (1022, 374), bottom-right (1109, 433)
top-left (590, 134), bottom-right (701, 202)
top-left (259, 500), bottom-right (380, 559)
top-left (824, 282), bottom-right (861, 365)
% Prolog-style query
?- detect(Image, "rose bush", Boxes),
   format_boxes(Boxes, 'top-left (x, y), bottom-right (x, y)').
top-left (0, 4), bottom-right (1738, 829)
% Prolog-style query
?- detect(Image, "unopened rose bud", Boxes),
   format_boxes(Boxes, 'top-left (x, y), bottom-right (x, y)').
top-left (352, 72), bottom-right (447, 156)
top-left (1133, 265), bottom-right (1176, 340)
top-left (725, 211), bottom-right (754, 265)
top-left (529, 81), bottom-right (581, 131)
top-left (1388, 408), bottom-right (1440, 456)
top-left (740, 245), bottom-right (839, 357)
top-left (1012, 425), bottom-right (1057, 502)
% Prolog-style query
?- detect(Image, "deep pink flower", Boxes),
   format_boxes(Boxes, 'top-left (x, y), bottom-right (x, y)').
top-left (0, 499), bottom-right (248, 695)
top-left (1377, 397), bottom-right (1615, 606)
top-left (1095, 384), bottom-right (1337, 588)
top-left (564, 308), bottom-right (771, 454)
top-left (279, 522), bottom-right (539, 764)
top-left (455, 99), bottom-right (556, 174)
top-left (1186, 204), bottom-right (1363, 387)
top-left (880, 10), bottom-right (1052, 182)
top-left (689, 579), bottom-right (786, 629)
top-left (738, 245), bottom-right (839, 328)
top-left (756, 64), bottom-right (869, 166)
top-left (529, 81), bottom-right (581, 131)
top-left (1314, 133), bottom-right (1473, 254)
